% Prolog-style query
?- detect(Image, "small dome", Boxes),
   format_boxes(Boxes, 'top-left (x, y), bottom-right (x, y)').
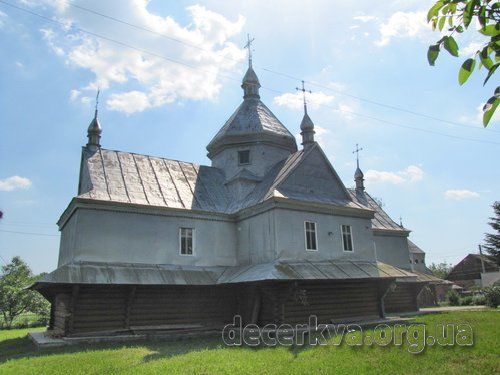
top-left (242, 66), bottom-right (260, 85)
top-left (354, 167), bottom-right (364, 179)
top-left (88, 116), bottom-right (102, 134)
top-left (300, 112), bottom-right (314, 131)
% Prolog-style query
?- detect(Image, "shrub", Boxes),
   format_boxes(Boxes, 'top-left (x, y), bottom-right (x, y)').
top-left (460, 296), bottom-right (473, 306)
top-left (472, 294), bottom-right (487, 306)
top-left (484, 286), bottom-right (500, 308)
top-left (447, 290), bottom-right (460, 306)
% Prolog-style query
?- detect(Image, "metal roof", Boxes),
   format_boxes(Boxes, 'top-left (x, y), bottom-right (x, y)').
top-left (77, 145), bottom-right (374, 216)
top-left (78, 148), bottom-right (232, 213)
top-left (408, 239), bottom-right (425, 254)
top-left (33, 260), bottom-right (417, 287)
top-left (229, 144), bottom-right (370, 213)
top-left (348, 189), bottom-right (408, 232)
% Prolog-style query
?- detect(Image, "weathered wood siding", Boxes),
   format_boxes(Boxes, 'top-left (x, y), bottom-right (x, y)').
top-left (259, 281), bottom-right (381, 324)
top-left (384, 283), bottom-right (419, 313)
top-left (53, 285), bottom-right (239, 335)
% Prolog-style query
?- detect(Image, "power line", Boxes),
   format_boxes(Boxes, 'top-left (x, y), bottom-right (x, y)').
top-left (1, 0), bottom-right (499, 147)
top-left (61, 0), bottom-right (500, 135)
top-left (0, 229), bottom-right (60, 237)
top-left (262, 67), bottom-right (500, 134)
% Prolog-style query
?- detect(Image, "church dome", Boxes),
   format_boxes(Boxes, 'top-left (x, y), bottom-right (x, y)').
top-left (207, 66), bottom-right (297, 158)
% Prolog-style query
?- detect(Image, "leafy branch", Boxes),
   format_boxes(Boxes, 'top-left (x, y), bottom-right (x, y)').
top-left (427, 0), bottom-right (500, 126)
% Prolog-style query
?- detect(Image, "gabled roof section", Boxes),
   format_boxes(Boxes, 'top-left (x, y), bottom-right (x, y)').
top-left (348, 189), bottom-right (408, 233)
top-left (206, 98), bottom-right (297, 157)
top-left (231, 143), bottom-right (369, 212)
top-left (408, 239), bottom-right (425, 254)
top-left (78, 148), bottom-right (232, 213)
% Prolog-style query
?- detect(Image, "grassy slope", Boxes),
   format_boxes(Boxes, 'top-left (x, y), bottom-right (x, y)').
top-left (0, 310), bottom-right (498, 374)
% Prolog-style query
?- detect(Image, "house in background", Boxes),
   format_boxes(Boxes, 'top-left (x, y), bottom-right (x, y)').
top-left (447, 254), bottom-right (500, 289)
top-left (33, 55), bottom-right (434, 338)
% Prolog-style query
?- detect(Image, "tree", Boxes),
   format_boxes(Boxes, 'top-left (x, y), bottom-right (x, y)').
top-left (483, 201), bottom-right (500, 265)
top-left (0, 256), bottom-right (48, 328)
top-left (428, 261), bottom-right (453, 279)
top-left (427, 0), bottom-right (500, 126)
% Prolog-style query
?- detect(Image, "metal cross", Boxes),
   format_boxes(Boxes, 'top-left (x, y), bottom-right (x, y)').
top-left (244, 34), bottom-right (255, 67)
top-left (296, 80), bottom-right (312, 113)
top-left (353, 143), bottom-right (363, 168)
top-left (95, 88), bottom-right (100, 113)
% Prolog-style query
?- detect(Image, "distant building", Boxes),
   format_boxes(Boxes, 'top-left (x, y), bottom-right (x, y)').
top-left (34, 56), bottom-right (435, 337)
top-left (447, 254), bottom-right (499, 289)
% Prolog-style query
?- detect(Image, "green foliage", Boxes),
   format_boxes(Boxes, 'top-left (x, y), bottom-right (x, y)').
top-left (0, 257), bottom-right (49, 329)
top-left (472, 293), bottom-right (487, 305)
top-left (447, 289), bottom-right (461, 305)
top-left (483, 286), bottom-right (500, 307)
top-left (460, 295), bottom-right (474, 305)
top-left (427, 0), bottom-right (500, 126)
top-left (428, 261), bottom-right (453, 279)
top-left (483, 201), bottom-right (500, 265)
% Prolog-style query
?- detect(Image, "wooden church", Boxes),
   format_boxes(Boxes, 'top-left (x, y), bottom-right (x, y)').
top-left (34, 55), bottom-right (434, 337)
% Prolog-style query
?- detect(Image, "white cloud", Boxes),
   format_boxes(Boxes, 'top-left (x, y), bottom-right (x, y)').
top-left (70, 89), bottom-right (81, 101)
top-left (0, 176), bottom-right (32, 192)
top-left (375, 11), bottom-right (429, 46)
top-left (0, 10), bottom-right (6, 28)
top-left (33, 1), bottom-right (246, 114)
top-left (353, 15), bottom-right (377, 23)
top-left (107, 91), bottom-right (153, 114)
top-left (445, 189), bottom-right (480, 200)
top-left (273, 91), bottom-right (334, 111)
top-left (460, 41), bottom-right (482, 57)
top-left (365, 165), bottom-right (424, 185)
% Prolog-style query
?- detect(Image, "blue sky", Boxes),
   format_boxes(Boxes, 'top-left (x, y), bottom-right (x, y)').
top-left (0, 0), bottom-right (498, 274)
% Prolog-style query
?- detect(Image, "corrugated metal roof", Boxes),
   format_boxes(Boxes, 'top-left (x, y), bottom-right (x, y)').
top-left (34, 260), bottom-right (416, 287)
top-left (348, 189), bottom-right (407, 232)
top-left (408, 239), bottom-right (425, 254)
top-left (230, 144), bottom-right (371, 212)
top-left (78, 146), bottom-right (374, 215)
top-left (206, 98), bottom-right (297, 154)
top-left (79, 148), bottom-right (232, 213)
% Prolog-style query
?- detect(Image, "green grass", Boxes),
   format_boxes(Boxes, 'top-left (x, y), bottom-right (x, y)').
top-left (0, 310), bottom-right (498, 374)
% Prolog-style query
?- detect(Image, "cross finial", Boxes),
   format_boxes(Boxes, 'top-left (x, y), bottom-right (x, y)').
top-left (296, 80), bottom-right (312, 114)
top-left (94, 88), bottom-right (100, 118)
top-left (353, 143), bottom-right (363, 169)
top-left (399, 216), bottom-right (403, 227)
top-left (244, 34), bottom-right (255, 67)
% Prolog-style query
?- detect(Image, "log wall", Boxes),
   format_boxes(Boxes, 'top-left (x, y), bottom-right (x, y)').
top-left (383, 282), bottom-right (420, 313)
top-left (259, 280), bottom-right (382, 325)
top-left (47, 280), bottom-right (389, 336)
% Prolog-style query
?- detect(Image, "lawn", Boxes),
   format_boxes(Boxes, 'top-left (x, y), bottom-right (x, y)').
top-left (0, 310), bottom-right (498, 374)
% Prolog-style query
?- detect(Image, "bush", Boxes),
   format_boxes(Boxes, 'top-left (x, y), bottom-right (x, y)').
top-left (460, 296), bottom-right (473, 306)
top-left (447, 290), bottom-right (460, 306)
top-left (484, 286), bottom-right (500, 308)
top-left (472, 294), bottom-right (487, 306)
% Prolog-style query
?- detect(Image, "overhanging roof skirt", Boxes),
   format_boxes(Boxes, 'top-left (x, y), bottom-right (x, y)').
top-left (33, 260), bottom-right (418, 288)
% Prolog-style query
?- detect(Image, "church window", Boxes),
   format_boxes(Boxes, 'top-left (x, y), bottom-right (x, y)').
top-left (180, 227), bottom-right (194, 255)
top-left (341, 225), bottom-right (353, 252)
top-left (304, 221), bottom-right (317, 251)
top-left (238, 150), bottom-right (250, 165)
top-left (415, 259), bottom-right (419, 264)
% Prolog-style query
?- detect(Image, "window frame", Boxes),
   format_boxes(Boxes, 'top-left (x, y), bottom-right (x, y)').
top-left (238, 150), bottom-right (251, 165)
top-left (179, 227), bottom-right (195, 256)
top-left (341, 224), bottom-right (354, 252)
top-left (304, 221), bottom-right (318, 251)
